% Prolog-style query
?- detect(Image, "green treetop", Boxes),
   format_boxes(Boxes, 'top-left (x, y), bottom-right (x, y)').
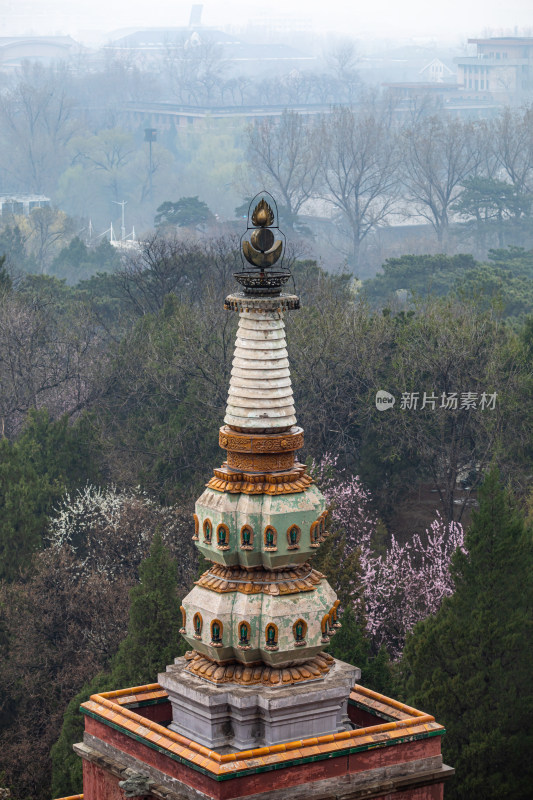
top-left (0, 409), bottom-right (98, 581)
top-left (154, 196), bottom-right (213, 230)
top-left (112, 531), bottom-right (185, 686)
top-left (399, 468), bottom-right (533, 800)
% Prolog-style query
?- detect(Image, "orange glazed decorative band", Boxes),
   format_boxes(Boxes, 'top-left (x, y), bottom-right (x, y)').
top-left (207, 465), bottom-right (313, 495)
top-left (226, 450), bottom-right (295, 472)
top-left (184, 649), bottom-right (334, 686)
top-left (195, 563), bottom-right (325, 595)
top-left (219, 425), bottom-right (304, 453)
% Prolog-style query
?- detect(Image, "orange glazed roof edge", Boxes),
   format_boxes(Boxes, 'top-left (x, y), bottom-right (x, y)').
top-left (80, 683), bottom-right (445, 778)
top-left (53, 795), bottom-right (83, 800)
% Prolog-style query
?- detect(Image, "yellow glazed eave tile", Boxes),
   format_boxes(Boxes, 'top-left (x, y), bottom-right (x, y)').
top-left (300, 745), bottom-right (321, 757)
top-left (194, 755), bottom-right (213, 770)
top-left (262, 753), bottom-right (287, 765)
top-left (168, 743), bottom-right (187, 757)
top-left (353, 735), bottom-right (374, 746)
top-left (330, 740), bottom-right (351, 752)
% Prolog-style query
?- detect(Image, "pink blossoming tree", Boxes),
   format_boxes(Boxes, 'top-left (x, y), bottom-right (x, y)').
top-left (314, 455), bottom-right (465, 658)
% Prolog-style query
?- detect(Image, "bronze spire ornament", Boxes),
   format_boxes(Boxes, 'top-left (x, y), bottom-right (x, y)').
top-left (235, 192), bottom-right (290, 295)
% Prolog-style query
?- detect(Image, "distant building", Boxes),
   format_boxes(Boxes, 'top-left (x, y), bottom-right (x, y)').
top-left (189, 4), bottom-right (203, 27)
top-left (247, 15), bottom-right (313, 36)
top-left (120, 99), bottom-right (352, 132)
top-left (382, 81), bottom-right (458, 103)
top-left (419, 57), bottom-right (455, 83)
top-left (0, 194), bottom-right (50, 216)
top-left (105, 27), bottom-right (315, 76)
top-left (456, 37), bottom-right (533, 99)
top-left (382, 38), bottom-right (533, 116)
top-left (0, 36), bottom-right (78, 69)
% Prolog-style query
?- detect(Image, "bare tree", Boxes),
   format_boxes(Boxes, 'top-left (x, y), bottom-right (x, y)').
top-left (317, 107), bottom-right (401, 268)
top-left (400, 115), bottom-right (480, 247)
top-left (25, 207), bottom-right (74, 274)
top-left (114, 233), bottom-right (241, 317)
top-left (0, 549), bottom-right (133, 799)
top-left (494, 105), bottom-right (533, 196)
top-left (164, 35), bottom-right (228, 105)
top-left (244, 111), bottom-right (320, 228)
top-left (69, 127), bottom-right (137, 206)
top-left (325, 38), bottom-right (361, 103)
top-left (452, 118), bottom-right (521, 253)
top-left (0, 62), bottom-right (80, 193)
top-left (0, 292), bottom-right (104, 437)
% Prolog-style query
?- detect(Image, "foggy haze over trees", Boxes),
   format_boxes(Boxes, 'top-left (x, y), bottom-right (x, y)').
top-left (0, 28), bottom-right (533, 272)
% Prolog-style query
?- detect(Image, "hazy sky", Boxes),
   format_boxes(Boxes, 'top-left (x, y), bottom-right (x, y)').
top-left (207, 0), bottom-right (532, 38)
top-left (4, 0), bottom-right (533, 40)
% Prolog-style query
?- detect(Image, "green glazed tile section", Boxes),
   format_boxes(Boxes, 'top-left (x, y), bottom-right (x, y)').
top-left (181, 578), bottom-right (336, 665)
top-left (195, 486), bottom-right (326, 568)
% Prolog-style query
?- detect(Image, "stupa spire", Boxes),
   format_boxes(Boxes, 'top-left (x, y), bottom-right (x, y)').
top-left (159, 194), bottom-right (355, 750)
top-left (224, 194), bottom-right (295, 432)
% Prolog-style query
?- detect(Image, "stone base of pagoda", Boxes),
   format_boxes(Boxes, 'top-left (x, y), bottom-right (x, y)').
top-left (158, 656), bottom-right (359, 752)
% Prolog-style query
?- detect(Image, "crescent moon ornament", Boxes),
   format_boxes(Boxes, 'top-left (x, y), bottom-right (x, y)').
top-left (242, 239), bottom-right (283, 268)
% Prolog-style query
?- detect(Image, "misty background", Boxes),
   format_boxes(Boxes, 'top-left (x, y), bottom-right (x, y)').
top-left (0, 0), bottom-right (533, 279)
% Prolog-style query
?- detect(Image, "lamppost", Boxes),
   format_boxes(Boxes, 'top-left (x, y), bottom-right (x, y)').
top-left (112, 200), bottom-right (127, 241)
top-left (144, 128), bottom-right (157, 201)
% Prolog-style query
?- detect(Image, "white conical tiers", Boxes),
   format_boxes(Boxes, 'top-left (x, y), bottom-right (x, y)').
top-left (224, 311), bottom-right (296, 430)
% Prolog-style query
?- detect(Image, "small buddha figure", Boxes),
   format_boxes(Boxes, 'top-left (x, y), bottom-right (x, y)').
top-left (266, 625), bottom-right (277, 647)
top-left (265, 529), bottom-right (275, 548)
top-left (212, 621), bottom-right (221, 644)
top-left (239, 623), bottom-right (249, 646)
top-left (295, 621), bottom-right (304, 642)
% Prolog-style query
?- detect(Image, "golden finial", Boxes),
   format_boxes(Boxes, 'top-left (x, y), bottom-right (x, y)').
top-left (251, 198), bottom-right (275, 227)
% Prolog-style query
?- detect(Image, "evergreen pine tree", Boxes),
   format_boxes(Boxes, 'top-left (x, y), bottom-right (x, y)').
top-left (51, 533), bottom-right (186, 794)
top-left (0, 254), bottom-right (12, 295)
top-left (111, 531), bottom-right (186, 686)
top-left (0, 410), bottom-right (98, 580)
top-left (328, 604), bottom-right (392, 694)
top-left (0, 437), bottom-right (47, 581)
top-left (399, 468), bottom-right (533, 800)
top-left (50, 673), bottom-right (114, 797)
top-left (17, 409), bottom-right (99, 507)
